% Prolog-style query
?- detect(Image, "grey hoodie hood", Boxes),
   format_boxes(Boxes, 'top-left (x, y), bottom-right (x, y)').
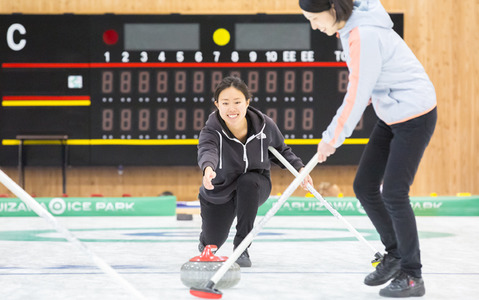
top-left (339, 0), bottom-right (393, 35)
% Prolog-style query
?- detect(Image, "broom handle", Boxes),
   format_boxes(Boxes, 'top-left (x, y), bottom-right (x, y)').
top-left (0, 169), bottom-right (147, 299)
top-left (268, 146), bottom-right (382, 258)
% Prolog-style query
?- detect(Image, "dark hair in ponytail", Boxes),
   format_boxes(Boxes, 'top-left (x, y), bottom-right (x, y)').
top-left (330, 0), bottom-right (354, 23)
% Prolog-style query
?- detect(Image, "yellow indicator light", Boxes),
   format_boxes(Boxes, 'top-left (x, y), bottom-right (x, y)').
top-left (213, 28), bottom-right (230, 46)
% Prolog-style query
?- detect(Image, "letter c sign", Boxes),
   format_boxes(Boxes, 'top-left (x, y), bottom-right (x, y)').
top-left (7, 23), bottom-right (27, 51)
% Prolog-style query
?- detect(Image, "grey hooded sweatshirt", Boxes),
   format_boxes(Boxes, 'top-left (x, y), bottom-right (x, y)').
top-left (323, 0), bottom-right (437, 148)
top-left (198, 106), bottom-right (304, 204)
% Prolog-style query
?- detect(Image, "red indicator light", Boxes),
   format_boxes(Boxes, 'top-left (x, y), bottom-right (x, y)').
top-left (103, 29), bottom-right (119, 45)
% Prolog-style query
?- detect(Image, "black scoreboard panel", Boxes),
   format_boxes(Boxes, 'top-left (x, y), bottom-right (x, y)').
top-left (0, 14), bottom-right (403, 166)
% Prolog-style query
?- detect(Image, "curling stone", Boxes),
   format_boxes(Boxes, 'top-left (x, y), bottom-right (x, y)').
top-left (180, 245), bottom-right (240, 289)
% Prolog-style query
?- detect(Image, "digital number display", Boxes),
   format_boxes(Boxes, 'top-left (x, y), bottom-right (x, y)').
top-left (93, 68), bottom-right (345, 139)
top-left (99, 70), bottom-right (316, 95)
top-left (0, 13), bottom-right (403, 166)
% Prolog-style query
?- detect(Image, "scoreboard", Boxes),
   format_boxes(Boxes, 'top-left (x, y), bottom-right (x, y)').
top-left (0, 14), bottom-right (403, 166)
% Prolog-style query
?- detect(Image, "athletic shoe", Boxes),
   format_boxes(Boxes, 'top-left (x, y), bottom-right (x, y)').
top-left (364, 253), bottom-right (401, 286)
top-left (235, 249), bottom-right (252, 267)
top-left (379, 271), bottom-right (425, 297)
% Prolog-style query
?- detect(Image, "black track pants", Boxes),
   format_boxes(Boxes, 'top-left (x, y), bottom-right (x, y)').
top-left (353, 107), bottom-right (437, 278)
top-left (199, 171), bottom-right (272, 250)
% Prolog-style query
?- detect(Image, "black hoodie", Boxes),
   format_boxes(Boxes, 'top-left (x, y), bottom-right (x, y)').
top-left (198, 106), bottom-right (305, 204)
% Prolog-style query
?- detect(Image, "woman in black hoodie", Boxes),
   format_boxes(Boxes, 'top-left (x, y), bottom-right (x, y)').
top-left (197, 76), bottom-right (313, 267)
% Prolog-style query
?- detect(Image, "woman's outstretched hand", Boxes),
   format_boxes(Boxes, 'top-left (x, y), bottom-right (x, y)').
top-left (203, 166), bottom-right (216, 190)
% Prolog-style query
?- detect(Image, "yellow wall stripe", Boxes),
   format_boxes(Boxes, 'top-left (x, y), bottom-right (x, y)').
top-left (2, 138), bottom-right (369, 146)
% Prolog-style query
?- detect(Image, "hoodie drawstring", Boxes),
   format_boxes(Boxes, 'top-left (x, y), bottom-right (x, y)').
top-left (218, 122), bottom-right (266, 173)
top-left (260, 129), bottom-right (264, 163)
top-left (216, 131), bottom-right (223, 169)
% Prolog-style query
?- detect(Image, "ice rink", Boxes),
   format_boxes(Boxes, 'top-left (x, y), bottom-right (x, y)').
top-left (0, 215), bottom-right (478, 299)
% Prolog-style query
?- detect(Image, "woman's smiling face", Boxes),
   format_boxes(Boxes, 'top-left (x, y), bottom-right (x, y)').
top-left (215, 86), bottom-right (250, 128)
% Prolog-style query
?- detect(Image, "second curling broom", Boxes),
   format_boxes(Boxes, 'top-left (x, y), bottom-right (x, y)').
top-left (268, 146), bottom-right (383, 267)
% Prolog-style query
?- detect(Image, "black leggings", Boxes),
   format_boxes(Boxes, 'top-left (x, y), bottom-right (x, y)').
top-left (354, 107), bottom-right (437, 278)
top-left (199, 171), bottom-right (272, 250)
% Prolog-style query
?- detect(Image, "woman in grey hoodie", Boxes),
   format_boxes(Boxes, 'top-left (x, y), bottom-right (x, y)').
top-left (197, 76), bottom-right (313, 267)
top-left (300, 0), bottom-right (437, 298)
